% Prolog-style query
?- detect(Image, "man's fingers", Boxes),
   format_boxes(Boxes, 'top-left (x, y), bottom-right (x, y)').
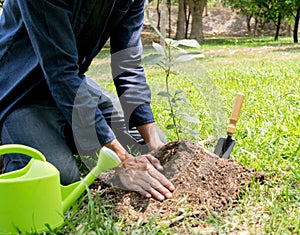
top-left (121, 170), bottom-right (173, 201)
top-left (116, 155), bottom-right (175, 201)
top-left (146, 187), bottom-right (165, 201)
top-left (121, 178), bottom-right (152, 198)
top-left (146, 155), bottom-right (163, 171)
top-left (144, 156), bottom-right (175, 192)
top-left (148, 168), bottom-right (175, 192)
top-left (137, 176), bottom-right (171, 201)
top-left (145, 175), bottom-right (173, 200)
top-left (131, 181), bottom-right (167, 202)
top-left (137, 156), bottom-right (175, 193)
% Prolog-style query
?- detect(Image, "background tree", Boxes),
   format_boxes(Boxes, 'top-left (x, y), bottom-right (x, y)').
top-left (167, 0), bottom-right (172, 37)
top-left (176, 0), bottom-right (192, 39)
top-left (188, 0), bottom-right (207, 42)
top-left (176, 0), bottom-right (187, 39)
top-left (159, 0), bottom-right (206, 42)
top-left (225, 0), bottom-right (300, 42)
top-left (160, 0), bottom-right (168, 44)
top-left (151, 0), bottom-right (173, 38)
top-left (294, 5), bottom-right (300, 42)
top-left (224, 0), bottom-right (255, 33)
top-left (253, 0), bottom-right (293, 41)
top-left (289, 0), bottom-right (300, 43)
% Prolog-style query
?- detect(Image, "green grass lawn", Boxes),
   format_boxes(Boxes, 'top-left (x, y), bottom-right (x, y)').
top-left (48, 36), bottom-right (300, 234)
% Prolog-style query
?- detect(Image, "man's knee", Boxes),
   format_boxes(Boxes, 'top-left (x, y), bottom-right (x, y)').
top-left (2, 154), bottom-right (31, 173)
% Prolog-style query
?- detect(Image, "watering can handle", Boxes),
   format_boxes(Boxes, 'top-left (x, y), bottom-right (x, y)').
top-left (0, 144), bottom-right (46, 162)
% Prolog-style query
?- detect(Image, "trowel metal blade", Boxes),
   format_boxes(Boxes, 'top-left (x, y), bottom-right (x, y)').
top-left (214, 137), bottom-right (236, 159)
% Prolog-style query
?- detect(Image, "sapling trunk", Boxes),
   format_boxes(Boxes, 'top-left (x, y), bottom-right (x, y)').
top-left (165, 65), bottom-right (180, 141)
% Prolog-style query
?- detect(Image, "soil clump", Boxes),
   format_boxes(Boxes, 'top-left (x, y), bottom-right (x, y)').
top-left (93, 140), bottom-right (263, 224)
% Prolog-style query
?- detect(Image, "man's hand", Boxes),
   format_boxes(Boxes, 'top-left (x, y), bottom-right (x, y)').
top-left (116, 154), bottom-right (175, 201)
top-left (104, 125), bottom-right (174, 201)
top-left (137, 123), bottom-right (165, 151)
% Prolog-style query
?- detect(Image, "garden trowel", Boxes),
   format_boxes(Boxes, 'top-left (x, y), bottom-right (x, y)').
top-left (214, 92), bottom-right (245, 158)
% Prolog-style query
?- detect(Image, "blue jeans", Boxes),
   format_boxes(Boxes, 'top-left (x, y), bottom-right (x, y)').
top-left (1, 90), bottom-right (165, 185)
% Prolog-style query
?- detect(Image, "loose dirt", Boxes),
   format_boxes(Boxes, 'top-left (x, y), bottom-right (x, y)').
top-left (92, 140), bottom-right (264, 226)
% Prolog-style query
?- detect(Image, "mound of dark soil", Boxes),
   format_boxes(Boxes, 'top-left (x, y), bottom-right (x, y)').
top-left (92, 140), bottom-right (263, 224)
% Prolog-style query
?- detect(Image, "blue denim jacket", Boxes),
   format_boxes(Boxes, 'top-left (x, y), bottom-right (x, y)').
top-left (0, 0), bottom-right (154, 150)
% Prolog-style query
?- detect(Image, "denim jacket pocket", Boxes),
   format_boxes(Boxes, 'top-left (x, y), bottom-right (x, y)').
top-left (115, 0), bottom-right (133, 12)
top-left (109, 1), bottom-right (133, 28)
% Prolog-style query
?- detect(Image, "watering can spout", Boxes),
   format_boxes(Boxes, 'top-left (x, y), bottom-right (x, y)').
top-left (61, 147), bottom-right (121, 213)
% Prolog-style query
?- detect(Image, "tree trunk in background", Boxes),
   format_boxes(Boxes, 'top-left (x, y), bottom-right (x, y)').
top-left (204, 0), bottom-right (208, 16)
top-left (185, 6), bottom-right (191, 38)
top-left (253, 17), bottom-right (258, 37)
top-left (167, 0), bottom-right (172, 37)
top-left (274, 13), bottom-right (281, 41)
top-left (188, 0), bottom-right (206, 42)
top-left (160, 0), bottom-right (167, 45)
top-left (293, 6), bottom-right (300, 43)
top-left (246, 15), bottom-right (252, 33)
top-left (176, 0), bottom-right (186, 39)
top-left (156, 0), bottom-right (161, 30)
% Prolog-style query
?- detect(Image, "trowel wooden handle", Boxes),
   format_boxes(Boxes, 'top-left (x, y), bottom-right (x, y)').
top-left (227, 92), bottom-right (245, 134)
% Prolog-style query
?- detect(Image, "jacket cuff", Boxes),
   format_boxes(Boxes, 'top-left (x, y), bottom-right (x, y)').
top-left (129, 103), bottom-right (154, 128)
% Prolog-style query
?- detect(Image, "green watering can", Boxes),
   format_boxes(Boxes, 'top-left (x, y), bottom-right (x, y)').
top-left (0, 144), bottom-right (121, 234)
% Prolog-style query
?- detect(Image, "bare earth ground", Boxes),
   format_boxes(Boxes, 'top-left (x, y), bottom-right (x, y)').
top-left (92, 141), bottom-right (264, 232)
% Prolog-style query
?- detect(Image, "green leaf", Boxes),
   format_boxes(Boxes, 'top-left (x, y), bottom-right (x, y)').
top-left (152, 42), bottom-right (165, 56)
top-left (165, 38), bottom-right (175, 44)
top-left (174, 53), bottom-right (205, 63)
top-left (165, 38), bottom-right (180, 47)
top-left (165, 38), bottom-right (190, 53)
top-left (142, 54), bottom-right (165, 65)
top-left (178, 112), bottom-right (200, 123)
top-left (164, 61), bottom-right (173, 67)
top-left (173, 45), bottom-right (187, 53)
top-left (187, 128), bottom-right (200, 139)
top-left (177, 39), bottom-right (201, 49)
top-left (175, 89), bottom-right (183, 95)
top-left (157, 91), bottom-right (172, 97)
top-left (169, 113), bottom-right (176, 118)
top-left (182, 114), bottom-right (200, 123)
top-left (166, 124), bottom-right (176, 130)
top-left (171, 101), bottom-right (179, 107)
top-left (176, 97), bottom-right (191, 104)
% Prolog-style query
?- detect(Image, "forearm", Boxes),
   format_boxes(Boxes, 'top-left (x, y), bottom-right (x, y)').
top-left (104, 138), bottom-right (131, 162)
top-left (110, 0), bottom-right (154, 130)
top-left (104, 122), bottom-right (164, 162)
top-left (137, 122), bottom-right (164, 151)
